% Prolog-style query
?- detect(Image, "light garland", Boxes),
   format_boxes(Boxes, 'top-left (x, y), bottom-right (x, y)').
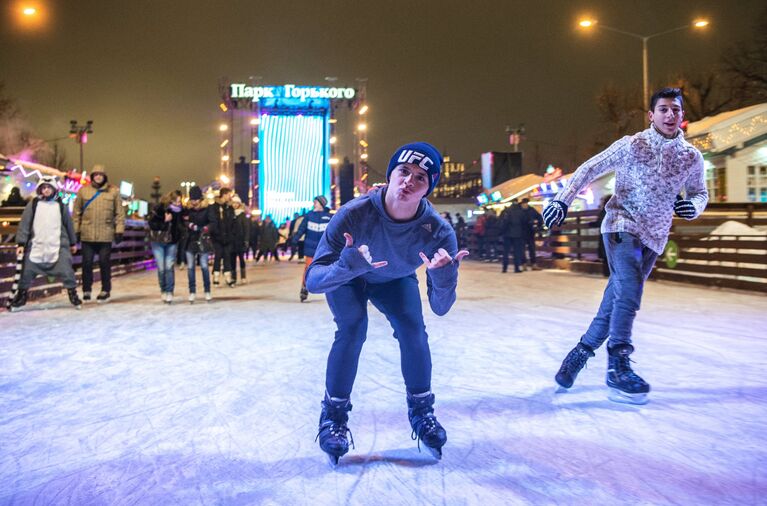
top-left (689, 113), bottom-right (767, 153)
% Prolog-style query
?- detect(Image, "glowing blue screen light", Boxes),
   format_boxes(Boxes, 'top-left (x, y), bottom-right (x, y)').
top-left (259, 114), bottom-right (329, 225)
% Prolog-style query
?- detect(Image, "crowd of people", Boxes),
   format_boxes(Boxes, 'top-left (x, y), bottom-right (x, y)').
top-left (5, 169), bottom-right (334, 310)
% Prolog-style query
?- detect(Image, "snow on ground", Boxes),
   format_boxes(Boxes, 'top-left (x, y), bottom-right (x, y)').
top-left (1, 259), bottom-right (766, 505)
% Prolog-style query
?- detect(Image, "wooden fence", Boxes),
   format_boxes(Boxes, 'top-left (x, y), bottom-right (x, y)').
top-left (537, 203), bottom-right (767, 293)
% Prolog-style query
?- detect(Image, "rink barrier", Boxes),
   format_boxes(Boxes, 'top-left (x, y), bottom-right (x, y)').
top-left (0, 220), bottom-right (155, 308)
top-left (535, 204), bottom-right (767, 293)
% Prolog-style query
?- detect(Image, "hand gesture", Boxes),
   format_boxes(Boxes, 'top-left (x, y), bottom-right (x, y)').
top-left (344, 232), bottom-right (387, 268)
top-left (164, 212), bottom-right (173, 223)
top-left (419, 248), bottom-right (469, 269)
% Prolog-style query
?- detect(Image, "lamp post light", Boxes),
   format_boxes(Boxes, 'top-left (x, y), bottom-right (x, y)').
top-left (180, 181), bottom-right (195, 197)
top-left (578, 18), bottom-right (709, 110)
top-left (69, 120), bottom-right (93, 172)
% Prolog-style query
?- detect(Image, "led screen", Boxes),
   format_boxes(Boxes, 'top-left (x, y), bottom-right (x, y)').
top-left (259, 114), bottom-right (328, 225)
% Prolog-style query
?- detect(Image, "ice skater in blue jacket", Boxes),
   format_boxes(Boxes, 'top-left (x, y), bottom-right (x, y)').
top-left (306, 142), bottom-right (469, 465)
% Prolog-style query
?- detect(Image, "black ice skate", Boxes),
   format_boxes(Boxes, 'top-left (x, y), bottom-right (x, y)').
top-left (300, 286), bottom-right (308, 302)
top-left (555, 342), bottom-right (595, 390)
top-left (315, 393), bottom-right (354, 467)
top-left (96, 291), bottom-right (110, 303)
top-left (67, 288), bottom-right (82, 309)
top-left (606, 344), bottom-right (650, 405)
top-left (8, 288), bottom-right (28, 312)
top-left (407, 392), bottom-right (447, 459)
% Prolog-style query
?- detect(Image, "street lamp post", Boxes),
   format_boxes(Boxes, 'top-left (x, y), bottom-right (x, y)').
top-left (578, 19), bottom-right (709, 110)
top-left (69, 120), bottom-right (94, 172)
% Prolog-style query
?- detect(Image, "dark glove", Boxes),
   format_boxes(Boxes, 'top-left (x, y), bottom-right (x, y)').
top-left (542, 200), bottom-right (568, 228)
top-left (673, 198), bottom-right (697, 219)
top-left (114, 233), bottom-right (124, 244)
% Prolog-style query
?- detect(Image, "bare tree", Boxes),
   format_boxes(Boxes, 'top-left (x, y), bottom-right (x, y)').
top-left (723, 7), bottom-right (767, 104)
top-left (595, 83), bottom-right (644, 140)
top-left (669, 69), bottom-right (750, 122)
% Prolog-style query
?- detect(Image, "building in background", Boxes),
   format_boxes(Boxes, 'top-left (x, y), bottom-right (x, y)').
top-left (430, 156), bottom-right (482, 199)
top-left (686, 103), bottom-right (767, 203)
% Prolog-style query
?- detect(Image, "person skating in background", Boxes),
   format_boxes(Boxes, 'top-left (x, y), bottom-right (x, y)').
top-left (208, 187), bottom-right (235, 287)
top-left (293, 195), bottom-right (332, 302)
top-left (8, 176), bottom-right (81, 311)
top-left (454, 213), bottom-right (467, 249)
top-left (248, 214), bottom-right (261, 261)
top-left (594, 194), bottom-right (612, 277)
top-left (306, 142), bottom-right (469, 466)
top-left (287, 211), bottom-right (304, 261)
top-left (230, 195), bottom-right (250, 284)
top-left (72, 168), bottom-right (125, 303)
top-left (148, 191), bottom-right (183, 304)
top-left (276, 221), bottom-right (289, 258)
top-left (520, 198), bottom-right (543, 270)
top-left (499, 200), bottom-right (528, 273)
top-left (544, 88), bottom-right (708, 404)
top-left (255, 215), bottom-right (279, 262)
top-left (183, 186), bottom-right (213, 303)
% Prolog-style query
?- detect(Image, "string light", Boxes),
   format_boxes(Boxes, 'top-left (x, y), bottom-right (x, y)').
top-left (689, 113), bottom-right (767, 153)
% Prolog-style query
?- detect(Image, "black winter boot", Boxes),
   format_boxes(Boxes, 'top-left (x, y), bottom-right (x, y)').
top-left (67, 288), bottom-right (83, 309)
top-left (9, 288), bottom-right (28, 311)
top-left (606, 343), bottom-right (650, 404)
top-left (407, 391), bottom-right (447, 459)
top-left (316, 392), bottom-right (353, 467)
top-left (555, 342), bottom-right (595, 389)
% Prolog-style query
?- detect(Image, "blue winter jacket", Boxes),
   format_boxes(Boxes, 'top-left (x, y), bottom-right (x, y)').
top-left (295, 208), bottom-right (332, 257)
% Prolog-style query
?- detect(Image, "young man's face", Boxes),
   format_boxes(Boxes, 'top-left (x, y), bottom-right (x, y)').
top-left (313, 200), bottom-right (323, 212)
top-left (389, 163), bottom-right (430, 203)
top-left (649, 97), bottom-right (684, 137)
top-left (92, 174), bottom-right (105, 185)
top-left (40, 185), bottom-right (55, 198)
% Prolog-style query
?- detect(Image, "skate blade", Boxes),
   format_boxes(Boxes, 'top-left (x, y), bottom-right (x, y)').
top-left (326, 453), bottom-right (340, 468)
top-left (424, 445), bottom-right (443, 460)
top-left (608, 388), bottom-right (648, 405)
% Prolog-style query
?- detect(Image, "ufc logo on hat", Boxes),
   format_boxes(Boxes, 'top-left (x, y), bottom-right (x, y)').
top-left (397, 150), bottom-right (434, 171)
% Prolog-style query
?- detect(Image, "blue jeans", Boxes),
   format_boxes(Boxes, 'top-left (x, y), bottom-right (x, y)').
top-left (325, 274), bottom-right (431, 398)
top-left (151, 242), bottom-right (177, 294)
top-left (186, 251), bottom-right (211, 293)
top-left (581, 232), bottom-right (658, 350)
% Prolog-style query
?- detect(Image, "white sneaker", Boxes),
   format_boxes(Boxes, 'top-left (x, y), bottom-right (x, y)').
top-left (188, 293), bottom-right (196, 303)
top-left (161, 292), bottom-right (167, 301)
top-left (205, 292), bottom-right (212, 302)
top-left (165, 292), bottom-right (173, 304)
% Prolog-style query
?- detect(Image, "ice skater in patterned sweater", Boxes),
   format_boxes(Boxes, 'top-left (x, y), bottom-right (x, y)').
top-left (543, 87), bottom-right (709, 404)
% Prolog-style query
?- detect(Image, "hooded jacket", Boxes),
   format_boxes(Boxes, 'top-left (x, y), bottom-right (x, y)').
top-left (73, 180), bottom-right (125, 242)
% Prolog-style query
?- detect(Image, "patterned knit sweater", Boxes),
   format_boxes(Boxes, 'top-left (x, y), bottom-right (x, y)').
top-left (554, 126), bottom-right (708, 254)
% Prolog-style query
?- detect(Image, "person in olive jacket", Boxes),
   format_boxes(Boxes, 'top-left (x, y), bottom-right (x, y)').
top-left (72, 168), bottom-right (125, 303)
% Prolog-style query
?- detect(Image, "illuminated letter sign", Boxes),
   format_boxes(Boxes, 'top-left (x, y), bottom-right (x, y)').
top-left (230, 84), bottom-right (355, 102)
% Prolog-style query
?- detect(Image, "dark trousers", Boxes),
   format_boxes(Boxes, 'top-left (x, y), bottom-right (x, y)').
top-left (581, 233), bottom-right (658, 350)
top-left (229, 251), bottom-right (247, 281)
top-left (501, 237), bottom-right (525, 272)
top-left (81, 241), bottom-right (112, 293)
top-left (212, 242), bottom-right (232, 273)
top-left (523, 233), bottom-right (537, 265)
top-left (325, 275), bottom-right (431, 398)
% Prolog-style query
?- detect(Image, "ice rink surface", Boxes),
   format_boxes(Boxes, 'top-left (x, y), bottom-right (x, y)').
top-left (1, 260), bottom-right (766, 505)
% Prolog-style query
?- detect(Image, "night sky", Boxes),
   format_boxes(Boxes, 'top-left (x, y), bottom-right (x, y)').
top-left (1, 0), bottom-right (763, 198)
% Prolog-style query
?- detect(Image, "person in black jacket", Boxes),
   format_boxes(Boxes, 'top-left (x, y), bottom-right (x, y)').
top-left (229, 195), bottom-right (250, 284)
top-left (208, 187), bottom-right (235, 287)
top-left (520, 198), bottom-right (543, 270)
top-left (499, 201), bottom-right (529, 273)
top-left (183, 186), bottom-right (213, 302)
top-left (148, 190), bottom-right (184, 303)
